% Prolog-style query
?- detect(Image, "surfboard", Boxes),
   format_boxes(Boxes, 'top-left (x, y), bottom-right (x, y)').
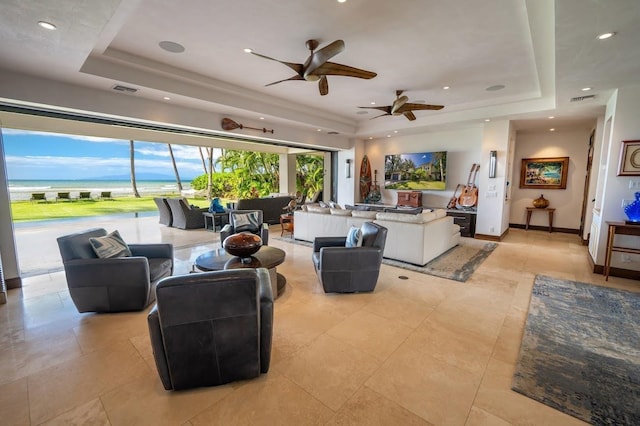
top-left (359, 155), bottom-right (372, 201)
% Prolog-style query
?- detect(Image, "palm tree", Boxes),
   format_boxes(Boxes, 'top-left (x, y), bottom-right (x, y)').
top-left (198, 147), bottom-right (207, 174)
top-left (129, 140), bottom-right (140, 198)
top-left (167, 144), bottom-right (183, 191)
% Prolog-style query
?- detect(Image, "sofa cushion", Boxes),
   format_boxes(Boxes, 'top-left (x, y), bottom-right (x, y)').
top-left (307, 205), bottom-right (330, 214)
top-left (234, 211), bottom-right (261, 232)
top-left (89, 230), bottom-right (131, 258)
top-left (434, 209), bottom-right (447, 219)
top-left (330, 208), bottom-right (352, 216)
top-left (375, 212), bottom-right (426, 223)
top-left (351, 210), bottom-right (378, 219)
top-left (345, 226), bottom-right (363, 248)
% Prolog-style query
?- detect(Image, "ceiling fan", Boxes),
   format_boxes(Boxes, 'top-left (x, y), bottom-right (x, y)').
top-left (359, 90), bottom-right (444, 121)
top-left (251, 39), bottom-right (377, 96)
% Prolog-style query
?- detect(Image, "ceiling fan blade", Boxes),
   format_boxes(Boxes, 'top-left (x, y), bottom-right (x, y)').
top-left (318, 75), bottom-right (329, 96)
top-left (312, 62), bottom-right (377, 79)
top-left (400, 103), bottom-right (445, 111)
top-left (370, 113), bottom-right (392, 120)
top-left (251, 52), bottom-right (303, 75)
top-left (403, 111), bottom-right (417, 121)
top-left (391, 96), bottom-right (409, 115)
top-left (358, 106), bottom-right (393, 114)
top-left (304, 40), bottom-right (345, 77)
top-left (264, 75), bottom-right (305, 87)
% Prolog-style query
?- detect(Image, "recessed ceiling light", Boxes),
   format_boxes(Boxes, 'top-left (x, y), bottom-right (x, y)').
top-left (386, 135), bottom-right (391, 138)
top-left (159, 41), bottom-right (185, 53)
top-left (38, 21), bottom-right (56, 30)
top-left (548, 116), bottom-right (555, 119)
top-left (485, 119), bottom-right (491, 122)
top-left (163, 96), bottom-right (171, 100)
top-left (394, 130), bottom-right (398, 133)
top-left (442, 86), bottom-right (450, 90)
top-left (243, 48), bottom-right (252, 53)
top-left (369, 137), bottom-right (373, 140)
top-left (581, 87), bottom-right (592, 91)
top-left (370, 101), bottom-right (376, 105)
top-left (317, 129), bottom-right (322, 132)
top-left (337, 0), bottom-right (347, 3)
top-left (259, 116), bottom-right (264, 120)
top-left (486, 84), bottom-right (505, 91)
top-left (550, 128), bottom-right (555, 132)
top-left (597, 32), bottom-right (616, 40)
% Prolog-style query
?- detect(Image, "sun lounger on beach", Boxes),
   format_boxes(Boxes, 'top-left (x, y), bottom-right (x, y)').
top-left (78, 191), bottom-right (92, 200)
top-left (100, 191), bottom-right (113, 200)
top-left (56, 192), bottom-right (71, 202)
top-left (30, 192), bottom-right (47, 202)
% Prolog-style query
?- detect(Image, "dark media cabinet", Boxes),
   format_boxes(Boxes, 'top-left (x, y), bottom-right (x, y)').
top-left (446, 209), bottom-right (476, 238)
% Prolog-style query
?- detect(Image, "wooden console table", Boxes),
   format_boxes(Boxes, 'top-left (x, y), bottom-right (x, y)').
top-left (604, 221), bottom-right (640, 281)
top-left (525, 207), bottom-right (555, 233)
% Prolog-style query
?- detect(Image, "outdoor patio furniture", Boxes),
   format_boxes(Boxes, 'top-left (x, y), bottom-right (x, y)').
top-left (56, 192), bottom-right (71, 202)
top-left (147, 268), bottom-right (273, 390)
top-left (153, 197), bottom-right (173, 226)
top-left (78, 191), bottom-right (92, 200)
top-left (56, 228), bottom-right (174, 313)
top-left (100, 191), bottom-right (113, 199)
top-left (166, 197), bottom-right (207, 229)
top-left (30, 192), bottom-right (46, 202)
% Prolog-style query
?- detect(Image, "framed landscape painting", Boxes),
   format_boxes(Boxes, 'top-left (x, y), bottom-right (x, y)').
top-left (520, 157), bottom-right (569, 189)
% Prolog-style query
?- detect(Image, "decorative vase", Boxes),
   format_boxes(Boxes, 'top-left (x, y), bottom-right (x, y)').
top-left (223, 232), bottom-right (262, 260)
top-left (532, 194), bottom-right (549, 209)
top-left (623, 191), bottom-right (640, 223)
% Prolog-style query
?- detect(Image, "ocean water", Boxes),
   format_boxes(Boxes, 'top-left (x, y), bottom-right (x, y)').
top-left (8, 179), bottom-right (191, 201)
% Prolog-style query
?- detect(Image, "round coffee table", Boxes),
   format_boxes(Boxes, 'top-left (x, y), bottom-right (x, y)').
top-left (194, 246), bottom-right (286, 298)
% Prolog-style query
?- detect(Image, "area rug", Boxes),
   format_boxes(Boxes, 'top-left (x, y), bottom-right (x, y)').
top-left (512, 275), bottom-right (640, 425)
top-left (273, 236), bottom-right (496, 282)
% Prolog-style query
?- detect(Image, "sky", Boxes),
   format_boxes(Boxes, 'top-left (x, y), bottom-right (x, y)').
top-left (2, 129), bottom-right (222, 180)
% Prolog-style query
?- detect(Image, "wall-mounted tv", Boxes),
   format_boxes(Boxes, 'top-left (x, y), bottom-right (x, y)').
top-left (384, 151), bottom-right (447, 190)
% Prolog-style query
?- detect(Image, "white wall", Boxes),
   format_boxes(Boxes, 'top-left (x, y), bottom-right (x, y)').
top-left (364, 127), bottom-right (483, 208)
top-left (510, 128), bottom-right (592, 230)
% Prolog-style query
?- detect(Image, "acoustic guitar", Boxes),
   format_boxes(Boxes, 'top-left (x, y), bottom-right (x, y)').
top-left (458, 163), bottom-right (479, 207)
top-left (447, 184), bottom-right (463, 209)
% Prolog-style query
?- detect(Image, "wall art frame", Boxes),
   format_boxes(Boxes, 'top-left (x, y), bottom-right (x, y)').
top-left (617, 140), bottom-right (640, 176)
top-left (519, 157), bottom-right (569, 189)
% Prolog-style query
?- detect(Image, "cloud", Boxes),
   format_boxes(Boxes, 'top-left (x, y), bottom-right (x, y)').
top-left (2, 129), bottom-right (125, 144)
top-left (134, 143), bottom-right (222, 161)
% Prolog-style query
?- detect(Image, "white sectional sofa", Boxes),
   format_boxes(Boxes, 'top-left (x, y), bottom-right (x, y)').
top-left (293, 207), bottom-right (460, 266)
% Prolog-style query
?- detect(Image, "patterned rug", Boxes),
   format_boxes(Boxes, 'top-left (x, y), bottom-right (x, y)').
top-left (512, 275), bottom-right (640, 425)
top-left (273, 236), bottom-right (496, 282)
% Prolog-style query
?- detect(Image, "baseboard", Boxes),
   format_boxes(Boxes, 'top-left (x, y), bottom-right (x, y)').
top-left (6, 276), bottom-right (22, 289)
top-left (509, 223), bottom-right (580, 234)
top-left (475, 228), bottom-right (508, 242)
top-left (592, 263), bottom-right (640, 281)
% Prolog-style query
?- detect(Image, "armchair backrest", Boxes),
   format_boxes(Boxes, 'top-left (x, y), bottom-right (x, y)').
top-left (360, 221), bottom-right (388, 252)
top-left (229, 209), bottom-right (264, 232)
top-left (150, 268), bottom-right (273, 390)
top-left (57, 228), bottom-right (106, 261)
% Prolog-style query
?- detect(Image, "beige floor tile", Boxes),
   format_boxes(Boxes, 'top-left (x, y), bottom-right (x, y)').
top-left (492, 310), bottom-right (526, 365)
top-left (27, 340), bottom-right (149, 424)
top-left (41, 398), bottom-right (111, 426)
top-left (188, 371), bottom-right (334, 425)
top-left (276, 333), bottom-right (381, 410)
top-left (362, 289), bottom-right (435, 328)
top-left (465, 406), bottom-right (512, 425)
top-left (326, 387), bottom-right (432, 425)
top-left (0, 378), bottom-right (29, 426)
top-left (402, 317), bottom-right (495, 376)
top-left (473, 358), bottom-right (588, 426)
top-left (366, 344), bottom-right (482, 426)
top-left (101, 371), bottom-right (234, 426)
top-left (72, 309), bottom-right (151, 354)
top-left (327, 310), bottom-right (413, 362)
top-left (430, 296), bottom-right (507, 341)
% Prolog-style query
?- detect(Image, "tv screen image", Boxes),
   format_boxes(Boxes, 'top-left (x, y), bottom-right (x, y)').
top-left (384, 151), bottom-right (447, 190)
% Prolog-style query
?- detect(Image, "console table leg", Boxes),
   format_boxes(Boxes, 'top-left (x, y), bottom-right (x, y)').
top-left (526, 210), bottom-right (533, 230)
top-left (548, 210), bottom-right (554, 233)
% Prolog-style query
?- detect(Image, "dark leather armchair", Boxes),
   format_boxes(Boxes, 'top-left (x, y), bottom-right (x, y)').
top-left (56, 228), bottom-right (173, 313)
top-left (312, 221), bottom-right (388, 293)
top-left (153, 197), bottom-right (173, 226)
top-left (220, 209), bottom-right (269, 246)
top-left (147, 268), bottom-right (273, 390)
top-left (166, 197), bottom-right (207, 229)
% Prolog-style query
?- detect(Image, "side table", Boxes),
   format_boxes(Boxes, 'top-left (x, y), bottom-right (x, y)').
top-left (604, 221), bottom-right (640, 281)
top-left (280, 213), bottom-right (294, 237)
top-left (525, 207), bottom-right (555, 233)
top-left (202, 212), bottom-right (229, 232)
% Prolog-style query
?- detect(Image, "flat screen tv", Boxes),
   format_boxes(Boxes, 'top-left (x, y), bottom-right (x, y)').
top-left (384, 151), bottom-right (447, 190)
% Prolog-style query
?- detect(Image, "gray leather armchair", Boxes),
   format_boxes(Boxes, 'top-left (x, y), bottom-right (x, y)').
top-left (220, 209), bottom-right (269, 246)
top-left (147, 268), bottom-right (273, 390)
top-left (57, 228), bottom-right (173, 313)
top-left (312, 221), bottom-right (388, 293)
top-left (166, 197), bottom-right (207, 229)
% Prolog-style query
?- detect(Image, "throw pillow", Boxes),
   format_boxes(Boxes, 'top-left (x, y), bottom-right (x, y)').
top-left (234, 212), bottom-right (260, 232)
top-left (345, 225), bottom-right (363, 248)
top-left (89, 230), bottom-right (131, 258)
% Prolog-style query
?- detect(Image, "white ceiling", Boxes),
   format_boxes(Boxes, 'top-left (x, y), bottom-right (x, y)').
top-left (0, 0), bottom-right (639, 143)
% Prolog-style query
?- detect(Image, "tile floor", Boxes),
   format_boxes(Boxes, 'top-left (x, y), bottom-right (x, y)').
top-left (1, 216), bottom-right (638, 425)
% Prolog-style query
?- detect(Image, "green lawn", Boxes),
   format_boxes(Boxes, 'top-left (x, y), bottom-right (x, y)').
top-left (385, 181), bottom-right (446, 191)
top-left (10, 196), bottom-right (211, 222)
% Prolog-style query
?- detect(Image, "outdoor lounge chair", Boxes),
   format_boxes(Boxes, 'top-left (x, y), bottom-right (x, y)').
top-left (78, 191), bottom-right (92, 200)
top-left (166, 197), bottom-right (207, 229)
top-left (56, 192), bottom-right (71, 202)
top-left (30, 192), bottom-right (46, 202)
top-left (153, 197), bottom-right (173, 226)
top-left (100, 191), bottom-right (113, 200)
